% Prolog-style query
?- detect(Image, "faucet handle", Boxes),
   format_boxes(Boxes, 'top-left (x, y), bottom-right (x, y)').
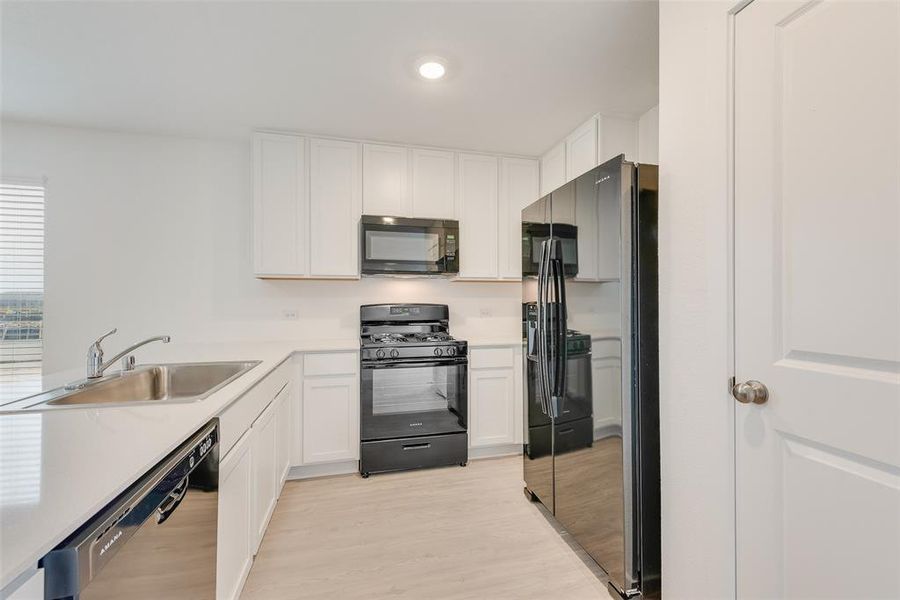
top-left (92, 328), bottom-right (118, 347)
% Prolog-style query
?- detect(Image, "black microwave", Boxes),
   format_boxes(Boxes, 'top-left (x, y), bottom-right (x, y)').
top-left (521, 222), bottom-right (578, 278)
top-left (360, 215), bottom-right (459, 276)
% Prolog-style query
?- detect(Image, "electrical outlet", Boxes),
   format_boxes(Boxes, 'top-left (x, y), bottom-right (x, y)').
top-left (479, 307), bottom-right (492, 317)
top-left (282, 309), bottom-right (299, 320)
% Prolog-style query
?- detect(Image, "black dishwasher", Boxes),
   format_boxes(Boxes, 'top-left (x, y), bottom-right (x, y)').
top-left (41, 420), bottom-right (219, 600)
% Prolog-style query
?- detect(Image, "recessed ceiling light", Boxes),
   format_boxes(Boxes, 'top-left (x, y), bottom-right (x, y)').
top-left (416, 58), bottom-right (447, 81)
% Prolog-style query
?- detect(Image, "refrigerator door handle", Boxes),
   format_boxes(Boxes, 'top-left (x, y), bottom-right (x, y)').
top-left (553, 248), bottom-right (568, 403)
top-left (536, 239), bottom-right (552, 417)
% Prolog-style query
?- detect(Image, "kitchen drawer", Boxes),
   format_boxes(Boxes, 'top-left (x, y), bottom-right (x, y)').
top-left (303, 352), bottom-right (357, 377)
top-left (360, 432), bottom-right (467, 476)
top-left (470, 346), bottom-right (515, 369)
top-left (591, 339), bottom-right (621, 360)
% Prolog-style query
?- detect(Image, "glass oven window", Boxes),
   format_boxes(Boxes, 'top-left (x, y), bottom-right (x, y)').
top-left (365, 230), bottom-right (441, 262)
top-left (372, 364), bottom-right (457, 415)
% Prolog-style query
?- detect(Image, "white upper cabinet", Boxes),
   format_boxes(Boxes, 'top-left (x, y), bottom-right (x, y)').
top-left (253, 132), bottom-right (307, 277)
top-left (362, 143), bottom-right (409, 216)
top-left (566, 118), bottom-right (598, 181)
top-left (597, 115), bottom-right (638, 164)
top-left (410, 148), bottom-right (456, 219)
top-left (309, 138), bottom-right (361, 278)
top-left (457, 153), bottom-right (499, 279)
top-left (540, 141), bottom-right (566, 196)
top-left (498, 158), bottom-right (539, 279)
top-left (574, 174), bottom-right (600, 281)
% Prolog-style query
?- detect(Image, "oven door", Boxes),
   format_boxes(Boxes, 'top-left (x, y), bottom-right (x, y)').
top-left (361, 217), bottom-right (459, 275)
top-left (361, 358), bottom-right (467, 440)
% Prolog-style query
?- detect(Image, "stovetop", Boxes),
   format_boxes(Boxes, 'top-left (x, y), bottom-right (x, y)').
top-left (359, 304), bottom-right (467, 362)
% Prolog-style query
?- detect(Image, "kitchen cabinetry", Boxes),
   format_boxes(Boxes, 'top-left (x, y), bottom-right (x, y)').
top-left (300, 352), bottom-right (359, 464)
top-left (591, 339), bottom-right (622, 436)
top-left (498, 158), bottom-right (539, 279)
top-left (469, 346), bottom-right (523, 448)
top-left (457, 153), bottom-right (499, 279)
top-left (250, 399), bottom-right (278, 555)
top-left (309, 138), bottom-right (361, 278)
top-left (411, 148), bottom-right (456, 219)
top-left (362, 143), bottom-right (409, 216)
top-left (540, 141), bottom-right (566, 197)
top-left (253, 132), bottom-right (360, 279)
top-left (253, 132), bottom-right (307, 277)
top-left (217, 430), bottom-right (253, 600)
top-left (597, 115), bottom-right (638, 164)
top-left (566, 118), bottom-right (598, 181)
top-left (275, 382), bottom-right (291, 489)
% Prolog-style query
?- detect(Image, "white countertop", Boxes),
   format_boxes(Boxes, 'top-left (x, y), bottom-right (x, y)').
top-left (0, 339), bottom-right (356, 591)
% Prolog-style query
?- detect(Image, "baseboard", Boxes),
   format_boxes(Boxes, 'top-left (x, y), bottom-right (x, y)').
top-left (286, 460), bottom-right (359, 480)
top-left (469, 443), bottom-right (522, 460)
top-left (594, 424), bottom-right (621, 441)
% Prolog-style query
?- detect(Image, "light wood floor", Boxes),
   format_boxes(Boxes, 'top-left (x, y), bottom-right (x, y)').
top-left (241, 456), bottom-right (612, 600)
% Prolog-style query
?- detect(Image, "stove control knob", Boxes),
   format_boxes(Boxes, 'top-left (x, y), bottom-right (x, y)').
top-left (447, 346), bottom-right (457, 356)
top-left (390, 349), bottom-right (399, 359)
top-left (434, 347), bottom-right (443, 357)
top-left (375, 349), bottom-right (385, 359)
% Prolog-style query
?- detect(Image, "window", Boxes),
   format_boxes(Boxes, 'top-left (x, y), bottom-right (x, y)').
top-left (0, 181), bottom-right (45, 399)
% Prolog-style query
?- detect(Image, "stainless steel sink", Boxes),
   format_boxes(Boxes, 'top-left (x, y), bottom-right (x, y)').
top-left (9, 361), bottom-right (260, 411)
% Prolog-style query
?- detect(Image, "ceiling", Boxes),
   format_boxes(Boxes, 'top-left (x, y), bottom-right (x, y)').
top-left (0, 1), bottom-right (658, 156)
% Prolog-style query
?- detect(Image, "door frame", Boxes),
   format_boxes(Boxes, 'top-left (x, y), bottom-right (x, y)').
top-left (727, 1), bottom-right (756, 597)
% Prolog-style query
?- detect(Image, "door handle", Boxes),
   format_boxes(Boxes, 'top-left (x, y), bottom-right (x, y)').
top-left (732, 380), bottom-right (769, 404)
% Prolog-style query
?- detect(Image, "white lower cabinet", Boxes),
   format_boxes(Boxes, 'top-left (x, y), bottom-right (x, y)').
top-left (302, 375), bottom-right (358, 464)
top-left (250, 399), bottom-right (278, 555)
top-left (217, 430), bottom-right (253, 600)
top-left (469, 346), bottom-right (522, 448)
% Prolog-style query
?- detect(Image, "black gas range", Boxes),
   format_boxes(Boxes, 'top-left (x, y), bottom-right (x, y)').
top-left (359, 304), bottom-right (468, 477)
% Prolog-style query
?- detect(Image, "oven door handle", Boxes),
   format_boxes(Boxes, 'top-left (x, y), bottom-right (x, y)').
top-left (361, 358), bottom-right (468, 369)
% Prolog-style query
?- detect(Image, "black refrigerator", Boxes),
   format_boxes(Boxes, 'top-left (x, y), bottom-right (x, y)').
top-left (521, 155), bottom-right (660, 599)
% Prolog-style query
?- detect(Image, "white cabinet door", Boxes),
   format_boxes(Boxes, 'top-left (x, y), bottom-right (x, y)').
top-left (591, 340), bottom-right (621, 436)
top-left (217, 431), bottom-right (253, 600)
top-left (540, 141), bottom-right (566, 196)
top-left (250, 401), bottom-right (277, 555)
top-left (252, 132), bottom-right (307, 277)
top-left (457, 153), bottom-right (499, 279)
top-left (470, 368), bottom-right (516, 447)
top-left (362, 143), bottom-right (409, 216)
top-left (411, 148), bottom-right (455, 219)
top-left (309, 138), bottom-right (361, 277)
top-left (566, 118), bottom-right (598, 181)
top-left (596, 171), bottom-right (621, 281)
top-left (302, 375), bottom-right (359, 463)
top-left (498, 158), bottom-right (539, 279)
top-left (597, 115), bottom-right (638, 164)
top-left (274, 383), bottom-right (291, 489)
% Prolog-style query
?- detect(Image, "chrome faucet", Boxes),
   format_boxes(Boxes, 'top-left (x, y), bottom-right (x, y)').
top-left (86, 328), bottom-right (171, 379)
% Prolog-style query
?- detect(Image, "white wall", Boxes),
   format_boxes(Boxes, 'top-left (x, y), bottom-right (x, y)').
top-left (658, 2), bottom-right (734, 598)
top-left (0, 121), bottom-right (532, 374)
top-left (638, 105), bottom-right (659, 164)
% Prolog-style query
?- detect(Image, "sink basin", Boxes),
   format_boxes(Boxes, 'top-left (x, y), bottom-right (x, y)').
top-left (11, 361), bottom-right (260, 411)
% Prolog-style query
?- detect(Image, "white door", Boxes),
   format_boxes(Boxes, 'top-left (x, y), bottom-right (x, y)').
top-left (250, 401), bottom-right (277, 554)
top-left (734, 2), bottom-right (900, 599)
top-left (470, 368), bottom-right (516, 447)
top-left (217, 431), bottom-right (253, 600)
top-left (498, 157), bottom-right (539, 279)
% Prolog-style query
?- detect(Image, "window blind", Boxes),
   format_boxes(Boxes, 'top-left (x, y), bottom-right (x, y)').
top-left (0, 182), bottom-right (44, 399)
